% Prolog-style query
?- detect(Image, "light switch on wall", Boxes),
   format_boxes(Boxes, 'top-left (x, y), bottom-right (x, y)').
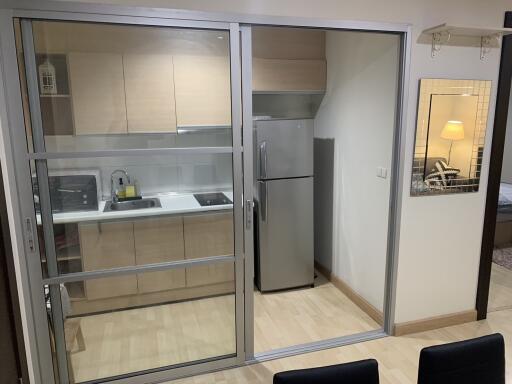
top-left (376, 167), bottom-right (388, 179)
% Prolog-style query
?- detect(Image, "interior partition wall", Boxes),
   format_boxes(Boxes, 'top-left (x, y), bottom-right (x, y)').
top-left (0, 2), bottom-right (411, 384)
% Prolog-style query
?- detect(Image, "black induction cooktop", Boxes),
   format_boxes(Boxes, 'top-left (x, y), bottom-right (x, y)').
top-left (194, 192), bottom-right (232, 207)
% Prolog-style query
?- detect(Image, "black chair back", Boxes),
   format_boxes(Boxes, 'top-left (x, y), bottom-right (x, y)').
top-left (273, 358), bottom-right (379, 384)
top-left (417, 333), bottom-right (505, 384)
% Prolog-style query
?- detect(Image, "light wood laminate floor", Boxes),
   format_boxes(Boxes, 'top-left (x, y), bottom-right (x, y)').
top-left (254, 273), bottom-right (379, 353)
top-left (70, 295), bottom-right (237, 382)
top-left (69, 273), bottom-right (379, 382)
top-left (169, 308), bottom-right (512, 384)
top-left (489, 262), bottom-right (512, 312)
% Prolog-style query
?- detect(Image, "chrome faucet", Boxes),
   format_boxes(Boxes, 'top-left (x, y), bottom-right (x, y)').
top-left (110, 169), bottom-right (130, 203)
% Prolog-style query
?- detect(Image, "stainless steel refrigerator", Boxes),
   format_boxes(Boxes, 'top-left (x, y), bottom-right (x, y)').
top-left (254, 119), bottom-right (314, 292)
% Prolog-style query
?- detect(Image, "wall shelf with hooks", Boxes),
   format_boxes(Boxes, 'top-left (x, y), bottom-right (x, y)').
top-left (423, 23), bottom-right (512, 59)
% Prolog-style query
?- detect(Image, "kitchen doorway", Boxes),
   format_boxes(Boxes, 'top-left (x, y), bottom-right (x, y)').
top-left (240, 25), bottom-right (405, 359)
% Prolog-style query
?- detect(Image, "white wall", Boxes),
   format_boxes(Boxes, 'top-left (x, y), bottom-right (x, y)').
top-left (314, 31), bottom-right (400, 311)
top-left (25, 0), bottom-right (512, 322)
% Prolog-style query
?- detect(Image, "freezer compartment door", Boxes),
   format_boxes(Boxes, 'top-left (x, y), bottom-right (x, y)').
top-left (255, 119), bottom-right (313, 180)
top-left (257, 177), bottom-right (314, 291)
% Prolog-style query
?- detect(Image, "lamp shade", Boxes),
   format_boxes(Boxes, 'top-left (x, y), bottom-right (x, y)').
top-left (441, 120), bottom-right (465, 141)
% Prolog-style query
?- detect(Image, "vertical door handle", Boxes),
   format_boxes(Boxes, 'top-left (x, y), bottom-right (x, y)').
top-left (260, 182), bottom-right (268, 222)
top-left (245, 199), bottom-right (253, 230)
top-left (24, 217), bottom-right (35, 252)
top-left (259, 141), bottom-right (268, 179)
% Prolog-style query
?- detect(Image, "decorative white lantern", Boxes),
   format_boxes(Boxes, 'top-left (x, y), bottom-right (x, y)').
top-left (38, 58), bottom-right (57, 95)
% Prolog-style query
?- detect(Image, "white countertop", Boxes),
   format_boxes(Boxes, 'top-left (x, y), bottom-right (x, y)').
top-left (37, 191), bottom-right (234, 224)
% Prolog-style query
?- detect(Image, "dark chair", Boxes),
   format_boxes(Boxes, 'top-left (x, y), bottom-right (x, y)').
top-left (273, 359), bottom-right (379, 384)
top-left (417, 333), bottom-right (505, 384)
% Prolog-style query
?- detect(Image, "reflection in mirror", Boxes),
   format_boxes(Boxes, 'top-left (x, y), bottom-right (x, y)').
top-left (411, 79), bottom-right (491, 196)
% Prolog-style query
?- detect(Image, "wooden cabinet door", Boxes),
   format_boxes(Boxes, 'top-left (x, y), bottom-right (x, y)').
top-left (79, 221), bottom-right (137, 300)
top-left (68, 52), bottom-right (127, 135)
top-left (184, 213), bottom-right (234, 287)
top-left (173, 55), bottom-right (231, 127)
top-left (252, 58), bottom-right (326, 92)
top-left (123, 54), bottom-right (177, 133)
top-left (133, 216), bottom-right (186, 293)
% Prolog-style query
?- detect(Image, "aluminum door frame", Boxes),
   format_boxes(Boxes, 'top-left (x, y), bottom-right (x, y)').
top-left (240, 25), bottom-right (411, 360)
top-left (0, 0), bottom-right (412, 380)
top-left (0, 11), bottom-right (246, 384)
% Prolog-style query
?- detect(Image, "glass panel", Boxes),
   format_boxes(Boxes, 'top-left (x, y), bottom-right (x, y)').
top-left (23, 20), bottom-right (231, 151)
top-left (32, 154), bottom-right (234, 275)
top-left (251, 26), bottom-right (397, 353)
top-left (46, 262), bottom-right (236, 382)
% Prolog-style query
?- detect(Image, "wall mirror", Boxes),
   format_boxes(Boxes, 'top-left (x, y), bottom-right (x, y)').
top-left (411, 78), bottom-right (491, 196)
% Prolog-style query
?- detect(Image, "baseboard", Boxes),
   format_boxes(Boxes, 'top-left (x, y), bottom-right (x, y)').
top-left (393, 309), bottom-right (478, 336)
top-left (315, 261), bottom-right (384, 326)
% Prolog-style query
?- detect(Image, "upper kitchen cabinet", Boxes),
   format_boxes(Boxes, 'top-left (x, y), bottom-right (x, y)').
top-left (26, 20), bottom-right (233, 149)
top-left (123, 54), bottom-right (177, 133)
top-left (173, 55), bottom-right (232, 127)
top-left (68, 52), bottom-right (128, 135)
top-left (252, 27), bottom-right (327, 92)
top-left (253, 59), bottom-right (327, 92)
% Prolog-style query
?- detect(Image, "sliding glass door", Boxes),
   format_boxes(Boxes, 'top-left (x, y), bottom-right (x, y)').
top-left (14, 17), bottom-right (244, 384)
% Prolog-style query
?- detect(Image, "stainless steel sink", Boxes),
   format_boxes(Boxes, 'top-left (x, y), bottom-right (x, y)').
top-left (103, 198), bottom-right (162, 212)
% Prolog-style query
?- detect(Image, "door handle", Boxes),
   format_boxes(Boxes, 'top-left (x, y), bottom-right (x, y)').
top-left (260, 182), bottom-right (268, 222)
top-left (259, 141), bottom-right (267, 179)
top-left (245, 199), bottom-right (253, 230)
top-left (24, 217), bottom-right (35, 252)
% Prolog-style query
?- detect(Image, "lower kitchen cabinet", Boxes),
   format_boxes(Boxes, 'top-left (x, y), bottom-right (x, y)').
top-left (79, 221), bottom-right (138, 300)
top-left (133, 216), bottom-right (186, 293)
top-left (183, 213), bottom-right (234, 287)
top-left (76, 211), bottom-right (234, 308)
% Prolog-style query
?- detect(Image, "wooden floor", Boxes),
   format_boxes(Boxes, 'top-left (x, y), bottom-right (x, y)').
top-left (70, 295), bottom-right (237, 382)
top-left (489, 262), bottom-right (512, 312)
top-left (169, 308), bottom-right (512, 384)
top-left (70, 273), bottom-right (378, 382)
top-left (254, 273), bottom-right (379, 353)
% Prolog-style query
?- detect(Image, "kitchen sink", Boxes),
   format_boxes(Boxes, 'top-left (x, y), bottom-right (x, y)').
top-left (103, 198), bottom-right (162, 212)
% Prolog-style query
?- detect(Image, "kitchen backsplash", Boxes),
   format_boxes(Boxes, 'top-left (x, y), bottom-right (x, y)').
top-left (44, 133), bottom-right (233, 199)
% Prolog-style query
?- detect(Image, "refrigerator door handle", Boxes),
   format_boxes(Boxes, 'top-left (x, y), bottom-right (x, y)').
top-left (260, 182), bottom-right (268, 222)
top-left (259, 141), bottom-right (268, 179)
